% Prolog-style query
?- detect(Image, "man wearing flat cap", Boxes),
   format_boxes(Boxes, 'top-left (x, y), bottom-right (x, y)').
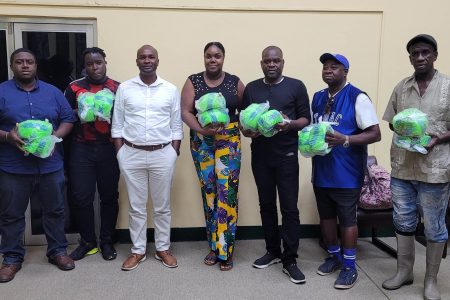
top-left (310, 53), bottom-right (381, 289)
top-left (382, 34), bottom-right (450, 300)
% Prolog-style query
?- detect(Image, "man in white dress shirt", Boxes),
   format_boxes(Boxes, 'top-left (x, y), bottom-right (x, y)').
top-left (111, 44), bottom-right (183, 271)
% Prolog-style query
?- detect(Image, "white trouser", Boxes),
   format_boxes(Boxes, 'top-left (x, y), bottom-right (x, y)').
top-left (117, 143), bottom-right (177, 254)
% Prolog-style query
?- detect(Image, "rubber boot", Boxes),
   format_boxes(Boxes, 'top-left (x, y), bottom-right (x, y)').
top-left (423, 241), bottom-right (445, 300)
top-left (382, 233), bottom-right (415, 290)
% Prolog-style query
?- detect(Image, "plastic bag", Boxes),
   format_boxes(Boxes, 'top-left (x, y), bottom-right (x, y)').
top-left (257, 110), bottom-right (284, 137)
top-left (359, 157), bottom-right (392, 210)
top-left (22, 135), bottom-right (62, 158)
top-left (298, 123), bottom-right (334, 157)
top-left (394, 133), bottom-right (431, 154)
top-left (94, 89), bottom-right (114, 123)
top-left (78, 92), bottom-right (96, 122)
top-left (393, 108), bottom-right (428, 137)
top-left (17, 119), bottom-right (53, 141)
top-left (197, 108), bottom-right (230, 128)
top-left (195, 92), bottom-right (226, 113)
top-left (239, 101), bottom-right (270, 132)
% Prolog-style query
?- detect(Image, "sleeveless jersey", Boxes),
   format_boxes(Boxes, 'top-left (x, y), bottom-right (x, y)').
top-left (311, 83), bottom-right (367, 188)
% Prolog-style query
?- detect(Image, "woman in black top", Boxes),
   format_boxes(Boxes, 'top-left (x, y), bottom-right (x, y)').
top-left (181, 42), bottom-right (245, 271)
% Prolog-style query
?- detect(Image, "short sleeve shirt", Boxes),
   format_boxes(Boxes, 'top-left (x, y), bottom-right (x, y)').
top-left (383, 71), bottom-right (450, 183)
top-left (64, 76), bottom-right (120, 144)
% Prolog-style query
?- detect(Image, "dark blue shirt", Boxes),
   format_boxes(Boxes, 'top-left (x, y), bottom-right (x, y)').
top-left (0, 79), bottom-right (76, 174)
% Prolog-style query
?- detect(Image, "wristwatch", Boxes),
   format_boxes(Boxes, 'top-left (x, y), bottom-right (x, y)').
top-left (343, 135), bottom-right (350, 148)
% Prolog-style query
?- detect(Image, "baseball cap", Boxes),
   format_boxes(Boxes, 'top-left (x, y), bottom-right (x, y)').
top-left (406, 34), bottom-right (437, 52)
top-left (319, 53), bottom-right (349, 70)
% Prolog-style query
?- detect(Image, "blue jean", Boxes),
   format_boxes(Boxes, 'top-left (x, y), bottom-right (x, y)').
top-left (69, 142), bottom-right (119, 244)
top-left (391, 177), bottom-right (450, 242)
top-left (0, 169), bottom-right (68, 265)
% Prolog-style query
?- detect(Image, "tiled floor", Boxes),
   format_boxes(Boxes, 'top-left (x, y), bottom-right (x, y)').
top-left (1, 238), bottom-right (449, 299)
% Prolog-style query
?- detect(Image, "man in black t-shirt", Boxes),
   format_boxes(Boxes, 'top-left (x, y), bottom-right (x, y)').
top-left (241, 46), bottom-right (310, 284)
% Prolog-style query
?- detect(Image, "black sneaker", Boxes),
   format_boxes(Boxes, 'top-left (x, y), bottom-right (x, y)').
top-left (252, 252), bottom-right (281, 269)
top-left (282, 263), bottom-right (306, 284)
top-left (69, 240), bottom-right (98, 261)
top-left (334, 267), bottom-right (358, 289)
top-left (100, 243), bottom-right (117, 261)
top-left (317, 256), bottom-right (342, 276)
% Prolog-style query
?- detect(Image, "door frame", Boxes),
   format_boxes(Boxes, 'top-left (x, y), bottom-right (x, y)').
top-left (0, 22), bottom-right (14, 80)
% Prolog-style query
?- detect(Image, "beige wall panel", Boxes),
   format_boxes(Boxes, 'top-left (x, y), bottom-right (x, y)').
top-left (1, 0), bottom-right (449, 230)
top-left (94, 8), bottom-right (382, 228)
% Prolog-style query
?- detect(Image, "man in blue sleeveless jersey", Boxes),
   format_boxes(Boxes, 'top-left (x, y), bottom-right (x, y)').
top-left (311, 53), bottom-right (381, 289)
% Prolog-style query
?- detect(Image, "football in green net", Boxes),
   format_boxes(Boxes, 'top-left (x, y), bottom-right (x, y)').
top-left (78, 92), bottom-right (96, 122)
top-left (393, 108), bottom-right (428, 137)
top-left (298, 123), bottom-right (334, 157)
top-left (257, 110), bottom-right (284, 137)
top-left (17, 119), bottom-right (53, 141)
top-left (23, 135), bottom-right (62, 158)
top-left (198, 109), bottom-right (230, 127)
top-left (195, 92), bottom-right (226, 113)
top-left (94, 89), bottom-right (114, 122)
top-left (239, 102), bottom-right (270, 132)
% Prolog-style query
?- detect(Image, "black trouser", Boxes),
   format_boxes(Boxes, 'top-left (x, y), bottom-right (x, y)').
top-left (251, 151), bottom-right (300, 265)
top-left (69, 143), bottom-right (120, 244)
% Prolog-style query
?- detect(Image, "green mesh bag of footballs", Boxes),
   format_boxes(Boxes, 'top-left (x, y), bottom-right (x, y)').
top-left (239, 101), bottom-right (270, 132)
top-left (78, 92), bottom-right (96, 123)
top-left (393, 108), bottom-right (428, 137)
top-left (298, 123), bottom-right (334, 157)
top-left (198, 109), bottom-right (230, 128)
top-left (23, 135), bottom-right (62, 158)
top-left (257, 110), bottom-right (284, 137)
top-left (195, 92), bottom-right (226, 113)
top-left (17, 119), bottom-right (53, 141)
top-left (394, 133), bottom-right (431, 154)
top-left (94, 89), bottom-right (114, 123)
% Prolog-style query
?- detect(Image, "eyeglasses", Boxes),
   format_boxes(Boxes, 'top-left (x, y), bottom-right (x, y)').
top-left (323, 96), bottom-right (335, 115)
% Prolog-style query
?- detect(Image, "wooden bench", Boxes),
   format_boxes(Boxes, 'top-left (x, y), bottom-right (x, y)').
top-left (357, 207), bottom-right (397, 257)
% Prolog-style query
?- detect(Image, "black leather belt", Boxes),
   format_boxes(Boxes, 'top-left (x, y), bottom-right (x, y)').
top-left (124, 140), bottom-right (170, 151)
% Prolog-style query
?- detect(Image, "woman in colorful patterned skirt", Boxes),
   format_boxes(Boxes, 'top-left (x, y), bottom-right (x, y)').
top-left (181, 42), bottom-right (245, 271)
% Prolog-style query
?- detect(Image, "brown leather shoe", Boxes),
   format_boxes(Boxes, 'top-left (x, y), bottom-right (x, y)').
top-left (121, 253), bottom-right (146, 271)
top-left (0, 264), bottom-right (21, 283)
top-left (48, 254), bottom-right (75, 271)
top-left (155, 250), bottom-right (178, 268)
